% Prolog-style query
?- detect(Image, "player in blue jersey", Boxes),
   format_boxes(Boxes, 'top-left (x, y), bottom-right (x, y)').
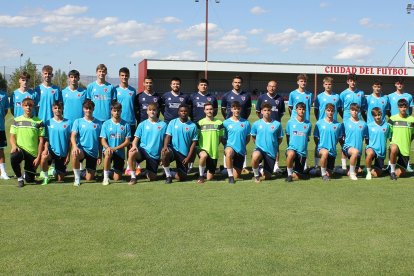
top-left (285, 102), bottom-right (312, 182)
top-left (223, 101), bottom-right (251, 184)
top-left (251, 102), bottom-right (283, 182)
top-left (62, 70), bottom-right (87, 123)
top-left (221, 76), bottom-right (252, 120)
top-left (40, 101), bottom-right (71, 184)
top-left (188, 78), bottom-right (218, 123)
top-left (0, 89), bottom-right (10, 179)
top-left (161, 104), bottom-right (198, 183)
top-left (342, 104), bottom-right (368, 180)
top-left (160, 77), bottom-right (189, 124)
top-left (365, 107), bottom-right (390, 180)
top-left (366, 80), bottom-right (389, 123)
top-left (86, 64), bottom-right (116, 123)
top-left (71, 99), bottom-right (102, 186)
top-left (10, 71), bottom-right (38, 117)
top-left (35, 65), bottom-right (62, 122)
top-left (135, 76), bottom-right (162, 124)
top-left (388, 77), bottom-right (413, 116)
top-left (100, 101), bottom-right (131, 185)
top-left (314, 103), bottom-right (344, 181)
top-left (115, 67), bottom-right (136, 132)
top-left (128, 103), bottom-right (167, 185)
top-left (288, 74), bottom-right (312, 121)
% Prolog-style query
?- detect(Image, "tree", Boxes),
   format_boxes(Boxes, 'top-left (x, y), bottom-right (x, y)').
top-left (7, 59), bottom-right (42, 94)
top-left (52, 69), bottom-right (67, 89)
top-left (0, 72), bottom-right (7, 92)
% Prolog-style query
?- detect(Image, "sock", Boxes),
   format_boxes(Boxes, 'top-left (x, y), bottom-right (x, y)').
top-left (287, 167), bottom-right (293, 176)
top-left (137, 163), bottom-right (141, 169)
top-left (199, 166), bottom-right (206, 177)
top-left (103, 170), bottom-right (109, 180)
top-left (321, 167), bottom-right (327, 176)
top-left (42, 170), bottom-right (48, 179)
top-left (17, 177), bottom-right (24, 182)
top-left (163, 166), bottom-right (171, 177)
top-left (349, 165), bottom-right (355, 174)
top-left (304, 161), bottom-right (308, 170)
top-left (74, 169), bottom-right (80, 182)
top-left (126, 164), bottom-right (130, 170)
top-left (390, 164), bottom-right (396, 173)
top-left (314, 158), bottom-right (320, 167)
top-left (0, 163), bottom-right (5, 174)
top-left (79, 163), bottom-right (83, 171)
top-left (130, 171), bottom-right (136, 178)
top-left (227, 168), bottom-right (234, 177)
top-left (223, 155), bottom-right (227, 169)
top-left (252, 167), bottom-right (259, 177)
top-left (189, 162), bottom-right (193, 169)
top-left (243, 155), bottom-right (247, 168)
top-left (341, 159), bottom-right (347, 169)
top-left (366, 167), bottom-right (371, 174)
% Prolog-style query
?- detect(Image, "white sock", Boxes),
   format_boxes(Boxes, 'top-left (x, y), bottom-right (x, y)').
top-left (189, 162), bottom-right (193, 169)
top-left (17, 177), bottom-right (24, 182)
top-left (163, 166), bottom-right (171, 177)
top-left (199, 166), bottom-right (206, 177)
top-left (287, 167), bottom-right (293, 176)
top-left (252, 167), bottom-right (259, 177)
top-left (74, 169), bottom-right (81, 182)
top-left (137, 163), bottom-right (141, 169)
top-left (243, 155), bottom-right (247, 168)
top-left (79, 163), bottom-right (83, 171)
top-left (341, 159), bottom-right (347, 169)
top-left (126, 164), bottom-right (130, 170)
top-left (349, 165), bottom-right (355, 174)
top-left (366, 167), bottom-right (371, 174)
top-left (304, 161), bottom-right (308, 170)
top-left (223, 155), bottom-right (227, 169)
top-left (390, 164), bottom-right (396, 173)
top-left (130, 171), bottom-right (136, 178)
top-left (321, 167), bottom-right (327, 176)
top-left (104, 170), bottom-right (109, 180)
top-left (227, 168), bottom-right (234, 177)
top-left (0, 163), bottom-right (5, 174)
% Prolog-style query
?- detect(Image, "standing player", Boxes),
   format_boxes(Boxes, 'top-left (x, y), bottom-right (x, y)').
top-left (342, 104), bottom-right (368, 180)
top-left (388, 99), bottom-right (414, 180)
top-left (0, 88), bottom-right (10, 179)
top-left (135, 76), bottom-right (162, 125)
top-left (221, 76), bottom-right (252, 120)
top-left (10, 71), bottom-right (38, 117)
top-left (160, 77), bottom-right (189, 124)
top-left (35, 65), bottom-right (62, 122)
top-left (365, 107), bottom-right (390, 180)
top-left (223, 101), bottom-right (251, 184)
top-left (86, 64), bottom-right (116, 124)
top-left (161, 104), bottom-right (198, 183)
top-left (288, 74), bottom-right (312, 121)
top-left (62, 70), bottom-right (87, 123)
top-left (40, 101), bottom-right (71, 185)
top-left (314, 104), bottom-right (344, 181)
top-left (388, 77), bottom-right (413, 117)
top-left (250, 102), bottom-right (283, 182)
top-left (100, 101), bottom-right (131, 185)
top-left (115, 67), bottom-right (136, 133)
top-left (285, 102), bottom-right (312, 182)
top-left (128, 103), bottom-right (167, 184)
top-left (366, 80), bottom-right (389, 123)
top-left (197, 102), bottom-right (224, 183)
top-left (10, 98), bottom-right (45, 187)
top-left (188, 78), bottom-right (218, 124)
top-left (71, 100), bottom-right (102, 186)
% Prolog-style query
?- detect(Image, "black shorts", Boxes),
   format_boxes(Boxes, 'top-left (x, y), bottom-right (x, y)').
top-left (48, 151), bottom-right (67, 174)
top-left (326, 155), bottom-right (336, 170)
top-left (130, 125), bottom-right (137, 139)
top-left (225, 147), bottom-right (244, 170)
top-left (397, 152), bottom-right (410, 169)
top-left (0, 130), bottom-right (6, 148)
top-left (292, 152), bottom-right (307, 174)
top-left (254, 148), bottom-right (275, 174)
top-left (80, 152), bottom-right (98, 172)
top-left (136, 146), bottom-right (159, 174)
top-left (198, 150), bottom-right (218, 174)
top-left (369, 151), bottom-right (385, 170)
top-left (170, 147), bottom-right (189, 175)
top-left (342, 146), bottom-right (362, 158)
top-left (109, 153), bottom-right (124, 173)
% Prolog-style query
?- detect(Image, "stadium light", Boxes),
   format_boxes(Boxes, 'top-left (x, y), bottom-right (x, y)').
top-left (407, 3), bottom-right (413, 14)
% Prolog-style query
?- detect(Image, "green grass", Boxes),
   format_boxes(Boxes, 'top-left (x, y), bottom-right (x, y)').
top-left (2, 111), bottom-right (414, 274)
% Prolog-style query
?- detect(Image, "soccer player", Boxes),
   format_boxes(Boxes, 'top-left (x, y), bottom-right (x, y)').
top-left (366, 80), bottom-right (389, 124)
top-left (128, 103), bottom-right (167, 184)
top-left (197, 102), bottom-right (224, 183)
top-left (285, 102), bottom-right (312, 182)
top-left (135, 76), bottom-right (162, 125)
top-left (100, 101), bottom-right (131, 185)
top-left (71, 99), bottom-right (102, 186)
top-left (161, 104), bottom-right (198, 183)
top-left (10, 71), bottom-right (38, 117)
top-left (388, 99), bottom-right (414, 180)
top-left (221, 76), bottom-right (252, 120)
top-left (342, 104), bottom-right (368, 181)
top-left (388, 77), bottom-right (413, 116)
top-left (40, 101), bottom-right (71, 184)
top-left (10, 98), bottom-right (45, 187)
top-left (314, 103), bottom-right (344, 181)
top-left (86, 64), bottom-right (116, 124)
top-left (115, 67), bottom-right (137, 133)
top-left (188, 78), bottom-right (218, 124)
top-left (251, 102), bottom-right (283, 182)
top-left (35, 65), bottom-right (62, 122)
top-left (62, 70), bottom-right (87, 124)
top-left (288, 74), bottom-right (312, 121)
top-left (160, 77), bottom-right (189, 124)
top-left (223, 101), bottom-right (251, 184)
top-left (0, 89), bottom-right (10, 179)
top-left (365, 107), bottom-right (390, 180)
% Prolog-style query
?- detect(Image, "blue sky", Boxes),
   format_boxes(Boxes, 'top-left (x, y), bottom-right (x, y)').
top-left (0, 0), bottom-right (413, 77)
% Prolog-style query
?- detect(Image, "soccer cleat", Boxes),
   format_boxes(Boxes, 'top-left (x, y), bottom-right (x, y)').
top-left (349, 173), bottom-right (358, 181)
top-left (0, 173), bottom-right (10, 180)
top-left (390, 173), bottom-right (397, 181)
top-left (17, 179), bottom-right (24, 188)
top-left (73, 181), bottom-right (80, 187)
top-left (285, 175), bottom-right (293, 182)
top-left (38, 171), bottom-right (46, 180)
top-left (254, 176), bottom-right (261, 183)
top-left (41, 178), bottom-right (49, 186)
top-left (197, 176), bottom-right (205, 184)
top-left (102, 178), bottom-right (110, 186)
top-left (407, 164), bottom-right (414, 172)
top-left (366, 172), bottom-right (372, 180)
top-left (228, 176), bottom-right (235, 184)
top-left (165, 177), bottom-right (173, 184)
top-left (128, 178), bottom-right (137, 185)
top-left (322, 175), bottom-right (330, 181)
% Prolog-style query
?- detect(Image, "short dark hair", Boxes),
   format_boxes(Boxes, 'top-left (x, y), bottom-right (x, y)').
top-left (233, 76), bottom-right (243, 83)
top-left (119, 67), bottom-right (130, 76)
top-left (350, 103), bottom-right (360, 111)
top-left (83, 99), bottom-right (95, 109)
top-left (204, 102), bottom-right (213, 109)
top-left (231, 101), bottom-right (241, 108)
top-left (171, 77), bottom-right (181, 84)
top-left (52, 101), bottom-right (63, 109)
top-left (295, 102), bottom-right (306, 110)
top-left (394, 76), bottom-right (405, 84)
top-left (325, 103), bottom-right (335, 111)
top-left (260, 102), bottom-right (272, 110)
top-left (398, 98), bottom-right (408, 107)
top-left (371, 107), bottom-right (382, 116)
top-left (22, 98), bottom-right (34, 106)
top-left (19, 71), bottom-right (31, 80)
top-left (68, 70), bottom-right (80, 78)
top-left (373, 79), bottom-right (383, 86)
top-left (198, 78), bottom-right (209, 85)
top-left (111, 101), bottom-right (122, 110)
top-left (178, 103), bottom-right (189, 110)
top-left (144, 76), bottom-right (153, 81)
top-left (297, 74), bottom-right (308, 81)
top-left (347, 73), bottom-right (357, 82)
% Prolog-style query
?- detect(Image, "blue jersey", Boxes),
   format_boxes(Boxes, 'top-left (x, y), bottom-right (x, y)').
top-left (251, 119), bottom-right (283, 159)
top-left (62, 86), bottom-right (87, 123)
top-left (166, 118), bottom-right (198, 156)
top-left (221, 90), bottom-right (252, 120)
top-left (366, 94), bottom-right (389, 123)
top-left (10, 89), bottom-right (38, 117)
top-left (288, 89), bottom-right (313, 121)
top-left (135, 119), bottom-right (167, 159)
top-left (86, 81), bottom-right (116, 122)
top-left (161, 92), bottom-right (189, 124)
top-left (115, 85), bottom-right (137, 125)
top-left (188, 92), bottom-right (218, 123)
top-left (0, 91), bottom-right (9, 131)
top-left (72, 117), bottom-right (102, 158)
top-left (343, 118), bottom-right (368, 155)
top-left (388, 92), bottom-right (414, 116)
top-left (286, 118), bottom-right (312, 157)
top-left (35, 84), bottom-right (62, 122)
top-left (45, 118), bottom-right (71, 157)
top-left (135, 91), bottom-right (162, 124)
top-left (314, 92), bottom-right (341, 121)
top-left (339, 88), bottom-right (366, 121)
top-left (314, 119), bottom-right (344, 157)
top-left (100, 119), bottom-right (131, 159)
top-left (255, 93), bottom-right (285, 122)
top-left (223, 118), bottom-right (251, 155)
top-left (366, 121), bottom-right (390, 159)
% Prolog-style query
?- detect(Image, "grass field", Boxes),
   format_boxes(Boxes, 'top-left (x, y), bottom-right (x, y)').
top-left (2, 110), bottom-right (414, 274)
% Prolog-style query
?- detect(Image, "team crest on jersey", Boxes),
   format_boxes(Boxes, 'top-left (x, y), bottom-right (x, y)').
top-left (333, 98), bottom-right (336, 101)
top-left (241, 96), bottom-right (245, 101)
top-left (104, 88), bottom-right (108, 92)
top-left (179, 97), bottom-right (184, 102)
top-left (381, 101), bottom-right (384, 104)
top-left (129, 92), bottom-right (132, 96)
top-left (304, 126), bottom-right (307, 129)
top-left (120, 126), bottom-right (124, 131)
top-left (207, 97), bottom-right (211, 101)
top-left (408, 42), bottom-right (414, 64)
top-left (157, 126), bottom-right (161, 130)
top-left (153, 98), bottom-right (158, 102)
top-left (77, 94), bottom-right (81, 97)
top-left (185, 127), bottom-right (189, 131)
top-left (306, 96), bottom-right (309, 99)
top-left (333, 126), bottom-right (337, 130)
top-left (357, 94), bottom-right (360, 97)
top-left (382, 128), bottom-right (386, 132)
top-left (63, 124), bottom-right (67, 128)
top-left (93, 124), bottom-right (97, 129)
top-left (271, 126), bottom-right (274, 130)
top-left (359, 125), bottom-right (362, 129)
top-left (51, 90), bottom-right (55, 94)
top-left (240, 123), bottom-right (244, 127)
top-left (26, 95), bottom-right (30, 98)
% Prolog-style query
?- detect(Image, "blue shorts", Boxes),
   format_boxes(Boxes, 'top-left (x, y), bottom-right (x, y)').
top-left (254, 148), bottom-right (275, 174)
top-left (136, 146), bottom-right (159, 174)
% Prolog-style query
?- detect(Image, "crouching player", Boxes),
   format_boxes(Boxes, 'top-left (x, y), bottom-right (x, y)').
top-left (285, 102), bottom-right (312, 182)
top-left (365, 107), bottom-right (390, 180)
top-left (128, 103), bottom-right (167, 184)
top-left (100, 101), bottom-right (131, 185)
top-left (251, 102), bottom-right (283, 182)
top-left (40, 101), bottom-right (71, 185)
top-left (314, 103), bottom-right (344, 181)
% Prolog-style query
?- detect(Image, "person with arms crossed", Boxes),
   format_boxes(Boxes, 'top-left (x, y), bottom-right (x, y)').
top-left (35, 65), bottom-right (62, 122)
top-left (366, 80), bottom-right (389, 124)
top-left (160, 77), bottom-right (189, 124)
top-left (0, 88), bottom-right (10, 179)
top-left (135, 76), bottom-right (162, 125)
top-left (388, 77), bottom-right (413, 117)
top-left (288, 74), bottom-right (312, 121)
top-left (188, 78), bottom-right (218, 124)
top-left (62, 70), bottom-right (87, 124)
top-left (10, 71), bottom-right (38, 117)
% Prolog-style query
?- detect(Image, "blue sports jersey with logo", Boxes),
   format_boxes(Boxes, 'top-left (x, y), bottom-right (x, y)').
top-left (135, 119), bottom-right (167, 159)
top-left (255, 93), bottom-right (285, 122)
top-left (223, 118), bottom-right (251, 155)
top-left (135, 92), bottom-right (162, 124)
top-left (72, 117), bottom-right (102, 158)
top-left (221, 90), bottom-right (252, 120)
top-left (343, 118), bottom-right (368, 155)
top-left (35, 84), bottom-right (62, 122)
top-left (0, 91), bottom-right (9, 131)
top-left (366, 94), bottom-right (389, 123)
top-left (339, 88), bottom-right (366, 121)
top-left (161, 92), bottom-right (189, 124)
top-left (86, 81), bottom-right (116, 122)
top-left (10, 89), bottom-right (38, 117)
top-left (166, 118), bottom-right (198, 156)
top-left (115, 85), bottom-right (136, 125)
top-left (366, 121), bottom-right (390, 159)
top-left (62, 87), bottom-right (87, 123)
top-left (188, 92), bottom-right (218, 123)
top-left (314, 92), bottom-right (341, 121)
top-left (314, 119), bottom-right (344, 157)
top-left (286, 118), bottom-right (312, 157)
top-left (387, 92), bottom-right (414, 116)
top-left (251, 119), bottom-right (283, 159)
top-left (288, 90), bottom-right (313, 121)
top-left (100, 119), bottom-right (131, 159)
top-left (45, 118), bottom-right (71, 157)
